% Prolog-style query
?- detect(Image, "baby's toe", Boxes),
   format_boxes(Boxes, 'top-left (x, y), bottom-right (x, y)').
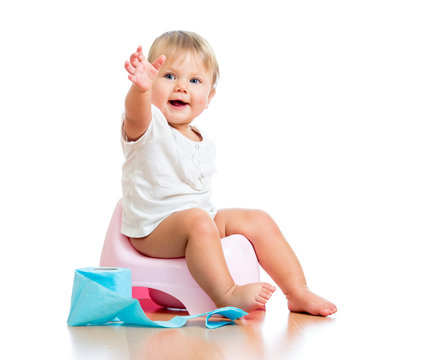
top-left (320, 308), bottom-right (332, 317)
top-left (263, 283), bottom-right (276, 292)
top-left (321, 303), bottom-right (337, 316)
top-left (258, 287), bottom-right (274, 302)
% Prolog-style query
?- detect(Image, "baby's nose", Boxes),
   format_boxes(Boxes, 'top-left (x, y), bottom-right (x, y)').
top-left (174, 80), bottom-right (188, 93)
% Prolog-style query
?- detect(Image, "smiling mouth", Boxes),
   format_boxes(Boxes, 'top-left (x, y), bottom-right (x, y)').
top-left (169, 100), bottom-right (188, 108)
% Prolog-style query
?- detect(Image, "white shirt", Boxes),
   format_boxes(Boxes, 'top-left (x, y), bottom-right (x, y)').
top-left (121, 105), bottom-right (217, 237)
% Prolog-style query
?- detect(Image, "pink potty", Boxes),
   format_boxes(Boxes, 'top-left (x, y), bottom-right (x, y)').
top-left (100, 199), bottom-right (261, 315)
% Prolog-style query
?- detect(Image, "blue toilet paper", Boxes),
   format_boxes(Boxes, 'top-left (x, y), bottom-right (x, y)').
top-left (67, 267), bottom-right (247, 329)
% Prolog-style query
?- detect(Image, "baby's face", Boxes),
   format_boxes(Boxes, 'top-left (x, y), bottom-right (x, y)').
top-left (151, 52), bottom-right (215, 127)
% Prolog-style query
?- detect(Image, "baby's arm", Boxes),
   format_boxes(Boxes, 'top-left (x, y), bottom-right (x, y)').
top-left (123, 46), bottom-right (165, 141)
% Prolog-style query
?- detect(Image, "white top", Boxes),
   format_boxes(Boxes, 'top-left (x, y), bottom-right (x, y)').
top-left (121, 105), bottom-right (217, 238)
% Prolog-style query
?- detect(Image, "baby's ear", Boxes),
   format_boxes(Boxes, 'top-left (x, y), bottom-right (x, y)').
top-left (207, 87), bottom-right (216, 106)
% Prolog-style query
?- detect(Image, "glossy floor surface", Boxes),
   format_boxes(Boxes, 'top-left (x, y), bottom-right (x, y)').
top-left (67, 293), bottom-right (423, 360)
top-left (64, 286), bottom-right (422, 360)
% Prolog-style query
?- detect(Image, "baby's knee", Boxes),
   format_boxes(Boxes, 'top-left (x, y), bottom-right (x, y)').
top-left (245, 209), bottom-right (279, 236)
top-left (183, 208), bottom-right (218, 237)
top-left (246, 209), bottom-right (274, 225)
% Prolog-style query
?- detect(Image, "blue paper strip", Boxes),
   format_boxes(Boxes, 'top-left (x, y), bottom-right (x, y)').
top-left (67, 267), bottom-right (247, 329)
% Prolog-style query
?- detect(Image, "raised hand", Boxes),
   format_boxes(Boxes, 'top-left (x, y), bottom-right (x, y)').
top-left (124, 46), bottom-right (166, 92)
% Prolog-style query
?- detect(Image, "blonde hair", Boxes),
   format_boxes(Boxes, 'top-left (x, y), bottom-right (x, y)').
top-left (148, 30), bottom-right (219, 87)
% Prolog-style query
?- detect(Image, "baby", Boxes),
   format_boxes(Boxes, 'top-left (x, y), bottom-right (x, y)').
top-left (122, 30), bottom-right (337, 316)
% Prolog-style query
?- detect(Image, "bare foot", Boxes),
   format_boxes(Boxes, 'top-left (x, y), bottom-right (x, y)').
top-left (217, 282), bottom-right (276, 312)
top-left (287, 287), bottom-right (337, 317)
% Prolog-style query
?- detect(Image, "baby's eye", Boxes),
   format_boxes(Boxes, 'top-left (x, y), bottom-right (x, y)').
top-left (164, 73), bottom-right (176, 80)
top-left (190, 78), bottom-right (201, 84)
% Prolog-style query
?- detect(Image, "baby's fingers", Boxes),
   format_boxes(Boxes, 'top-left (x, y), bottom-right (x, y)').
top-left (130, 45), bottom-right (146, 67)
top-left (125, 61), bottom-right (136, 83)
top-left (129, 53), bottom-right (141, 67)
top-left (124, 60), bottom-right (135, 75)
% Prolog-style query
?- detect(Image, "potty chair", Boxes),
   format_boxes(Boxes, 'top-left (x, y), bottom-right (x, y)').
top-left (100, 199), bottom-right (261, 315)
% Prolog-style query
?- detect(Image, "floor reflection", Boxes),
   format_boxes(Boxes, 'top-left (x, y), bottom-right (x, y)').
top-left (68, 294), bottom-right (337, 360)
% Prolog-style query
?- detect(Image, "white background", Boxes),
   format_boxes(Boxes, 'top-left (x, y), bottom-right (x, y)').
top-left (1, 0), bottom-right (422, 358)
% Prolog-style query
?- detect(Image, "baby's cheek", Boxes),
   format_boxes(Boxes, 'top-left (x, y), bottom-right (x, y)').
top-left (198, 96), bottom-right (209, 108)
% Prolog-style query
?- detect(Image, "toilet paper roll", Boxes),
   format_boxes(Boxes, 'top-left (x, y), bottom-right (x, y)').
top-left (67, 267), bottom-right (247, 329)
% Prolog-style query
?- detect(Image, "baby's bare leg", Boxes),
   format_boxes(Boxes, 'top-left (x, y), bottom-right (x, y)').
top-left (130, 208), bottom-right (275, 312)
top-left (214, 209), bottom-right (337, 316)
